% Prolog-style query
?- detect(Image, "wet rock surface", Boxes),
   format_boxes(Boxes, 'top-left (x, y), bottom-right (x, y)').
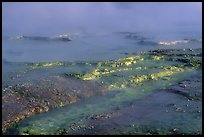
top-left (69, 48), bottom-right (201, 90)
top-left (2, 76), bottom-right (106, 132)
top-left (72, 73), bottom-right (202, 135)
top-left (10, 34), bottom-right (72, 42)
top-left (2, 48), bottom-right (202, 135)
top-left (166, 74), bottom-right (202, 101)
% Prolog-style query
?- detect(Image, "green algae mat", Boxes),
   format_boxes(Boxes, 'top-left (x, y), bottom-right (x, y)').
top-left (3, 48), bottom-right (202, 135)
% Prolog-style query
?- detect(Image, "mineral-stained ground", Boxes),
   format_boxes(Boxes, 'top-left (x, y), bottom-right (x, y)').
top-left (2, 48), bottom-right (202, 135)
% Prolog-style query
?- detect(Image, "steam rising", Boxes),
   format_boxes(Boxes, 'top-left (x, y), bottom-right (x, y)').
top-left (2, 2), bottom-right (202, 36)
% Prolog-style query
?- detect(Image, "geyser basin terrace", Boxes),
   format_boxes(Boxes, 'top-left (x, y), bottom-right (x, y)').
top-left (2, 48), bottom-right (202, 135)
top-left (2, 2), bottom-right (202, 135)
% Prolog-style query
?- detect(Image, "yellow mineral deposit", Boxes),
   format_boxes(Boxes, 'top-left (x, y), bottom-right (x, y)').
top-left (107, 65), bottom-right (185, 89)
top-left (133, 75), bottom-right (148, 83)
top-left (152, 56), bottom-right (163, 60)
top-left (31, 62), bottom-right (64, 69)
top-left (81, 55), bottom-right (145, 80)
top-left (59, 102), bottom-right (65, 107)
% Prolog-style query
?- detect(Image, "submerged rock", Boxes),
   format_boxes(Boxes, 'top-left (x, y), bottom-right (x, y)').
top-left (2, 76), bottom-right (106, 133)
top-left (137, 40), bottom-right (158, 46)
top-left (68, 48), bottom-right (201, 90)
top-left (166, 74), bottom-right (202, 101)
top-left (10, 34), bottom-right (72, 42)
top-left (3, 48), bottom-right (202, 135)
top-left (115, 32), bottom-right (146, 41)
top-left (79, 74), bottom-right (202, 135)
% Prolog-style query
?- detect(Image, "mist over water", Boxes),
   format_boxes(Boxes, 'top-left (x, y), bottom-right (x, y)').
top-left (2, 2), bottom-right (202, 36)
top-left (2, 2), bottom-right (202, 62)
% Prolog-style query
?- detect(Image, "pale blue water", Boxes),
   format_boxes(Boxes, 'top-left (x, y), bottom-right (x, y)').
top-left (2, 28), bottom-right (202, 86)
top-left (2, 30), bottom-right (202, 63)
